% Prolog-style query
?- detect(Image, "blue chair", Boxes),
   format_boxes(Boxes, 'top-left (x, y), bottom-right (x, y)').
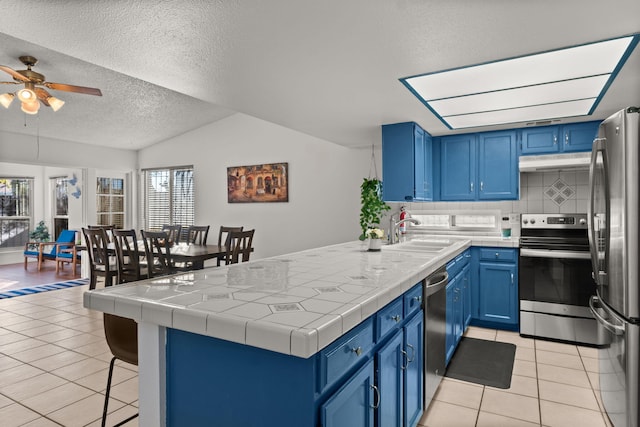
top-left (24, 229), bottom-right (78, 271)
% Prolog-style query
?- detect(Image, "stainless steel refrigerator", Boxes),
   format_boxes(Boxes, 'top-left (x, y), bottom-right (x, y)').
top-left (588, 107), bottom-right (640, 427)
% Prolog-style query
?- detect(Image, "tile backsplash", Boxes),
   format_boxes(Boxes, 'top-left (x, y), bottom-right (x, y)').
top-left (387, 169), bottom-right (589, 235)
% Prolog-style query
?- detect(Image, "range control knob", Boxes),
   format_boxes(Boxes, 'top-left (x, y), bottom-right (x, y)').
top-left (523, 218), bottom-right (529, 224)
top-left (530, 219), bottom-right (536, 224)
top-left (579, 218), bottom-right (587, 226)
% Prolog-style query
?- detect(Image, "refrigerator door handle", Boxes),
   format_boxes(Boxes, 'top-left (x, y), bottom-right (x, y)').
top-left (589, 295), bottom-right (625, 336)
top-left (588, 138), bottom-right (609, 287)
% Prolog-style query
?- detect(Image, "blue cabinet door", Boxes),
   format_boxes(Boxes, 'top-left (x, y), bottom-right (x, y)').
top-left (478, 131), bottom-right (518, 200)
top-left (404, 313), bottom-right (424, 427)
top-left (445, 276), bottom-right (456, 365)
top-left (414, 126), bottom-right (426, 201)
top-left (561, 121), bottom-right (599, 152)
top-left (521, 125), bottom-right (559, 154)
top-left (478, 262), bottom-right (517, 325)
top-left (462, 263), bottom-right (472, 329)
top-left (440, 134), bottom-right (476, 201)
top-left (423, 133), bottom-right (433, 200)
top-left (322, 359), bottom-right (375, 427)
top-left (376, 330), bottom-right (404, 427)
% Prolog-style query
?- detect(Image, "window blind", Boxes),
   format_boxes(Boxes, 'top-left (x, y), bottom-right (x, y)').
top-left (144, 167), bottom-right (194, 231)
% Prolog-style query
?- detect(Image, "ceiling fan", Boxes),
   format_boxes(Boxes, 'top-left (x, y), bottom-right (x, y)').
top-left (0, 55), bottom-right (102, 114)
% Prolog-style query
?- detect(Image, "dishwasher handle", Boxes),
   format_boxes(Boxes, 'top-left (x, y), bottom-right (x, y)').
top-left (424, 271), bottom-right (448, 297)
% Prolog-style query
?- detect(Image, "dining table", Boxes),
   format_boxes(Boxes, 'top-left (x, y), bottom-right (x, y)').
top-left (168, 243), bottom-right (227, 270)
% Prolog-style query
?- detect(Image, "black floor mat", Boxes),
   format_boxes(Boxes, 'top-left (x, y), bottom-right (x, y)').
top-left (445, 337), bottom-right (516, 389)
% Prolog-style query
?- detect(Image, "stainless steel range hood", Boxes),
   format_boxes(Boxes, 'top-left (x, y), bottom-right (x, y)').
top-left (519, 152), bottom-right (591, 172)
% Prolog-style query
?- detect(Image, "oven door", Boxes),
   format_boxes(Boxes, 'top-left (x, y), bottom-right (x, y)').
top-left (519, 248), bottom-right (596, 307)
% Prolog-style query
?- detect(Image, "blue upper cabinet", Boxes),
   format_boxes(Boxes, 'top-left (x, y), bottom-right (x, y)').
top-left (477, 130), bottom-right (518, 200)
top-left (441, 130), bottom-right (518, 201)
top-left (521, 121), bottom-right (599, 155)
top-left (382, 122), bottom-right (433, 202)
top-left (440, 134), bottom-right (476, 201)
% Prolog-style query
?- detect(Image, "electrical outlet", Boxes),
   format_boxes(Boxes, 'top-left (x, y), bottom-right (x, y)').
top-left (509, 213), bottom-right (520, 224)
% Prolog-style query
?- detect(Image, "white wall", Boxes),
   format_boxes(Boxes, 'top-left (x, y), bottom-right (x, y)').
top-left (138, 113), bottom-right (376, 260)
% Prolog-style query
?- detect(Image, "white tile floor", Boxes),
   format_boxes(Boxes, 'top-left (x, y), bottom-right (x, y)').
top-left (0, 285), bottom-right (138, 427)
top-left (1, 286), bottom-right (613, 427)
top-left (419, 327), bottom-right (613, 427)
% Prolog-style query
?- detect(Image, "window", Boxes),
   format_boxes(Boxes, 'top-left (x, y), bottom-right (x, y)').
top-left (97, 177), bottom-right (125, 228)
top-left (0, 178), bottom-right (32, 248)
top-left (144, 167), bottom-right (194, 231)
top-left (52, 177), bottom-right (69, 238)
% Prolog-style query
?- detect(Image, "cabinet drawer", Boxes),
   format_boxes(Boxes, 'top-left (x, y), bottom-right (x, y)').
top-left (376, 298), bottom-right (404, 341)
top-left (404, 283), bottom-right (423, 318)
top-left (479, 248), bottom-right (517, 262)
top-left (446, 258), bottom-right (462, 277)
top-left (320, 319), bottom-right (374, 391)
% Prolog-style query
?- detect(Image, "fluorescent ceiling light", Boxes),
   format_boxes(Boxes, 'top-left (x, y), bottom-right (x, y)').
top-left (401, 34), bottom-right (640, 129)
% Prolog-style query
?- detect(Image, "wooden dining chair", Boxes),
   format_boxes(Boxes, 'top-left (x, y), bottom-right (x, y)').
top-left (141, 230), bottom-right (176, 278)
top-left (225, 229), bottom-right (255, 265)
top-left (102, 313), bottom-right (139, 427)
top-left (161, 224), bottom-right (182, 245)
top-left (88, 224), bottom-right (115, 242)
top-left (217, 226), bottom-right (243, 266)
top-left (83, 227), bottom-right (118, 290)
top-left (186, 225), bottom-right (210, 245)
top-left (112, 229), bottom-right (148, 283)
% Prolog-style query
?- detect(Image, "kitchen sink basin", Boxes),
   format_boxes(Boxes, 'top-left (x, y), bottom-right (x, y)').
top-left (383, 239), bottom-right (453, 253)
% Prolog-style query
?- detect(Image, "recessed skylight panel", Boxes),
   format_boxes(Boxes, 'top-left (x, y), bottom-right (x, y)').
top-left (445, 99), bottom-right (596, 129)
top-left (430, 75), bottom-right (610, 117)
top-left (401, 34), bottom-right (639, 129)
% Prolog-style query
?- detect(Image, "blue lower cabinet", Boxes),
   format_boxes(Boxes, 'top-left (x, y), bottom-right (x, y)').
top-left (166, 285), bottom-right (426, 427)
top-left (403, 312), bottom-right (424, 427)
top-left (322, 360), bottom-right (376, 427)
top-left (478, 262), bottom-right (518, 325)
top-left (376, 330), bottom-right (404, 427)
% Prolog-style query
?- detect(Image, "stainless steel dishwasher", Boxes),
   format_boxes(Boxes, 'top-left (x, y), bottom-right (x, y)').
top-left (423, 266), bottom-right (448, 411)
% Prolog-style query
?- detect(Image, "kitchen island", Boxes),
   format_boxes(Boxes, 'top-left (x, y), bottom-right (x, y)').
top-left (84, 239), bottom-right (474, 426)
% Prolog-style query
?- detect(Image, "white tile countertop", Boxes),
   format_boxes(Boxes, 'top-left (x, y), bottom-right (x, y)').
top-left (83, 238), bottom-right (482, 358)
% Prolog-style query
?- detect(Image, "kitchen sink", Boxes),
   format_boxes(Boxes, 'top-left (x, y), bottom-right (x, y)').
top-left (383, 239), bottom-right (453, 253)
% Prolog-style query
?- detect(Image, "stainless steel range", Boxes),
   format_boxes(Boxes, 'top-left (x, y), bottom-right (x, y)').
top-left (519, 213), bottom-right (604, 345)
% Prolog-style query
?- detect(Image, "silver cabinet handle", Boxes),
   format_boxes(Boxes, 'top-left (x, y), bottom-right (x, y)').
top-left (553, 135), bottom-right (557, 145)
top-left (352, 346), bottom-right (362, 356)
top-left (470, 181), bottom-right (474, 192)
top-left (511, 273), bottom-right (514, 285)
top-left (495, 252), bottom-right (500, 258)
top-left (565, 133), bottom-right (569, 145)
top-left (371, 385), bottom-right (380, 409)
top-left (391, 315), bottom-right (401, 323)
top-left (413, 295), bottom-right (422, 303)
top-left (406, 343), bottom-right (415, 363)
top-left (401, 350), bottom-right (408, 370)
top-left (480, 181), bottom-right (484, 192)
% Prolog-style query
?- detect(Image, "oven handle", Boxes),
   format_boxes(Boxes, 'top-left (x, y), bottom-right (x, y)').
top-left (520, 248), bottom-right (591, 260)
top-left (589, 295), bottom-right (625, 336)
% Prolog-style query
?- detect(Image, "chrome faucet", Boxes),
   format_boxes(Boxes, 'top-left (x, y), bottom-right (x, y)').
top-left (389, 216), bottom-right (421, 245)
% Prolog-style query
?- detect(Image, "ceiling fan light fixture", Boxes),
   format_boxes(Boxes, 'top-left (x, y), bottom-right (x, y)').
top-left (17, 87), bottom-right (36, 103)
top-left (0, 93), bottom-right (14, 108)
top-left (21, 100), bottom-right (40, 115)
top-left (47, 96), bottom-right (65, 112)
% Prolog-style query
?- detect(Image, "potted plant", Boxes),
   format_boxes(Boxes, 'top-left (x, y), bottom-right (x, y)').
top-left (359, 178), bottom-right (390, 250)
top-left (27, 220), bottom-right (50, 250)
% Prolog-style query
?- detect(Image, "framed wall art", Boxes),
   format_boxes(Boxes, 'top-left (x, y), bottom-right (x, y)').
top-left (227, 162), bottom-right (288, 203)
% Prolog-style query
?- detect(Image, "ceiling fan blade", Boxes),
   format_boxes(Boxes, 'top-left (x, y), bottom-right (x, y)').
top-left (0, 65), bottom-right (29, 82)
top-left (34, 87), bottom-right (52, 106)
top-left (43, 82), bottom-right (102, 96)
top-left (0, 81), bottom-right (20, 85)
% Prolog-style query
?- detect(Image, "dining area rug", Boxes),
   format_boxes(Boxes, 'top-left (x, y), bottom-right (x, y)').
top-left (445, 337), bottom-right (516, 389)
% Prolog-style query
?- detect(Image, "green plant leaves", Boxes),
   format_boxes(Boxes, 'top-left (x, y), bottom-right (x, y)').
top-left (359, 178), bottom-right (390, 240)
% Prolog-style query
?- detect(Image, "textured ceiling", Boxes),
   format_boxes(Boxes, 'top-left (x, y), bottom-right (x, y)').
top-left (0, 1), bottom-right (638, 150)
